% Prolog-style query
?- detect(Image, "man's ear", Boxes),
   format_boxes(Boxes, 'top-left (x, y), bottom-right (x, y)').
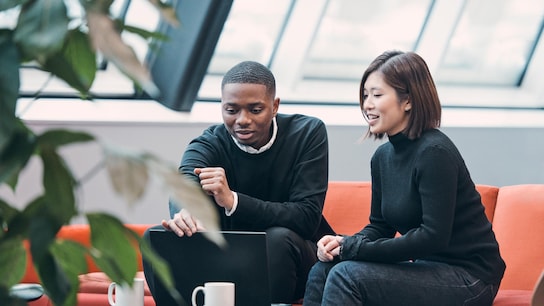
top-left (273, 97), bottom-right (280, 115)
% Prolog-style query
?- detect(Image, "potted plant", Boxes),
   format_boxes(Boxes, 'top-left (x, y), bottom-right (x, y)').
top-left (0, 0), bottom-right (220, 305)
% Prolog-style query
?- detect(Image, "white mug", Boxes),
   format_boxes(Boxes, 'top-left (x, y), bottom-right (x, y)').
top-left (191, 282), bottom-right (235, 306)
top-left (107, 278), bottom-right (144, 306)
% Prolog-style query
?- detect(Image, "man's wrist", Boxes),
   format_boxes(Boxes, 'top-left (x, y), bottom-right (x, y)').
top-left (225, 191), bottom-right (238, 216)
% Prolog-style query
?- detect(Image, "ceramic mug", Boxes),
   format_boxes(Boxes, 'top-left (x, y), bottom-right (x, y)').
top-left (107, 278), bottom-right (144, 306)
top-left (191, 282), bottom-right (235, 306)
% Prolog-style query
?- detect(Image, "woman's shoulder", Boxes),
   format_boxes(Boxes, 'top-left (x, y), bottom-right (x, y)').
top-left (419, 129), bottom-right (457, 149)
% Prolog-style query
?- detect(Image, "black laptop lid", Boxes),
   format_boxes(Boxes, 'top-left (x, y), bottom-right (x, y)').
top-left (148, 229), bottom-right (271, 306)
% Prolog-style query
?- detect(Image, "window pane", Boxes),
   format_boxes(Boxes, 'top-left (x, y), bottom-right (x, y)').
top-left (207, 0), bottom-right (292, 75)
top-left (302, 0), bottom-right (432, 81)
top-left (17, 0), bottom-right (159, 96)
top-left (436, 0), bottom-right (544, 86)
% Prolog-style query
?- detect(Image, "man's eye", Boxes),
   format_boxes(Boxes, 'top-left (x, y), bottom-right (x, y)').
top-left (225, 108), bottom-right (238, 114)
top-left (251, 108), bottom-right (263, 114)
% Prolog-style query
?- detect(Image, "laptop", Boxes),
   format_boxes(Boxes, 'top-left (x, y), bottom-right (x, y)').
top-left (148, 228), bottom-right (271, 306)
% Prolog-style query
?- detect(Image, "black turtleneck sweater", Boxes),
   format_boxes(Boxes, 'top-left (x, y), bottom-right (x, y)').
top-left (340, 129), bottom-right (505, 285)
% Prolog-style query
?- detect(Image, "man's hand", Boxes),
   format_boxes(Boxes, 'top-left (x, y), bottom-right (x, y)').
top-left (316, 235), bottom-right (344, 262)
top-left (161, 208), bottom-right (206, 237)
top-left (194, 167), bottom-right (234, 210)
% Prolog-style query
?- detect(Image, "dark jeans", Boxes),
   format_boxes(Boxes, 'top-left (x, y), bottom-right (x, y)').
top-left (304, 259), bottom-right (499, 306)
top-left (142, 226), bottom-right (317, 304)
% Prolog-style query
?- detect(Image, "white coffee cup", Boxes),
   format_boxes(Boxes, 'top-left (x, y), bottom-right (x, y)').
top-left (191, 282), bottom-right (235, 306)
top-left (107, 278), bottom-right (144, 306)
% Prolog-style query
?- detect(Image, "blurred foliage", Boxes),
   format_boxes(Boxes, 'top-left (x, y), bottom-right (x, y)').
top-left (0, 0), bottom-right (218, 305)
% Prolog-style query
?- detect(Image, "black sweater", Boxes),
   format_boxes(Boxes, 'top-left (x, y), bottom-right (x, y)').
top-left (172, 113), bottom-right (333, 241)
top-left (341, 129), bottom-right (506, 285)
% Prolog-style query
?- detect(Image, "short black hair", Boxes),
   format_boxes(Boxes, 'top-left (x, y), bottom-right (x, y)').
top-left (359, 50), bottom-right (441, 140)
top-left (221, 61), bottom-right (276, 98)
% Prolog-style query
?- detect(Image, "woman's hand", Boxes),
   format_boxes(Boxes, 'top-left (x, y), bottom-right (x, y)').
top-left (316, 235), bottom-right (344, 262)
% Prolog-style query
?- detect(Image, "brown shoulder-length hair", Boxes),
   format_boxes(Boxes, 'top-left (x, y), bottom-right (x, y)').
top-left (359, 50), bottom-right (441, 140)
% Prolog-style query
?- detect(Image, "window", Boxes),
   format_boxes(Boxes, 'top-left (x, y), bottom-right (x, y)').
top-left (5, 0), bottom-right (544, 109)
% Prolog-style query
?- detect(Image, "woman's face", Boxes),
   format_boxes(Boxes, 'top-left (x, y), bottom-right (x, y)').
top-left (362, 71), bottom-right (411, 136)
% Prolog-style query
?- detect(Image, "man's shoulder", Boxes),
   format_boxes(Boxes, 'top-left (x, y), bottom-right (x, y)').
top-left (276, 113), bottom-right (325, 129)
top-left (191, 123), bottom-right (229, 145)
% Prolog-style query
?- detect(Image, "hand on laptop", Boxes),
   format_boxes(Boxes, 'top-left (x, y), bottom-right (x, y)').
top-left (162, 208), bottom-right (206, 237)
top-left (316, 235), bottom-right (344, 262)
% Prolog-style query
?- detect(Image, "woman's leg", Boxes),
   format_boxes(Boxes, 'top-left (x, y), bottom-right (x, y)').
top-left (321, 260), bottom-right (497, 306)
top-left (303, 261), bottom-right (338, 306)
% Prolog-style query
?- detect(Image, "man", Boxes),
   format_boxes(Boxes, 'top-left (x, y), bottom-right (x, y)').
top-left (145, 61), bottom-right (333, 303)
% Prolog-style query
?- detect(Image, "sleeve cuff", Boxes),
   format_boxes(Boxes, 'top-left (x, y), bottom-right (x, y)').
top-left (225, 191), bottom-right (238, 216)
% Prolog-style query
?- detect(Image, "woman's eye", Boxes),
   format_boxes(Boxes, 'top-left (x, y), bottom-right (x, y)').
top-left (362, 94), bottom-right (369, 101)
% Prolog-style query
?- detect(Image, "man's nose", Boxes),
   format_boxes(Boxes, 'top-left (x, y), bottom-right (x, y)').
top-left (236, 110), bottom-right (251, 125)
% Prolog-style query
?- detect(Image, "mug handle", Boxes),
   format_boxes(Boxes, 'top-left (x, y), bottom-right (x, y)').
top-left (107, 282), bottom-right (117, 305)
top-left (191, 286), bottom-right (205, 306)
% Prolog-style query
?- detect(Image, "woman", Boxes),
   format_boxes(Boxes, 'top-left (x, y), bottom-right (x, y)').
top-left (303, 50), bottom-right (505, 306)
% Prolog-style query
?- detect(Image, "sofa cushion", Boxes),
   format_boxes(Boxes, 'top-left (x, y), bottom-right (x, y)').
top-left (492, 289), bottom-right (531, 306)
top-left (78, 271), bottom-right (151, 296)
top-left (322, 181), bottom-right (372, 235)
top-left (475, 184), bottom-right (499, 222)
top-left (493, 184), bottom-right (544, 291)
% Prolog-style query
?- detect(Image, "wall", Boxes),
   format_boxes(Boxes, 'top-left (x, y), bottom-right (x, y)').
top-left (2, 101), bottom-right (544, 224)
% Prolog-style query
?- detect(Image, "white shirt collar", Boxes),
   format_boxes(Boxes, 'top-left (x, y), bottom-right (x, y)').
top-left (231, 117), bottom-right (278, 154)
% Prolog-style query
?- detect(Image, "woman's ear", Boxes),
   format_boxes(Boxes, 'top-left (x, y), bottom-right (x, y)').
top-left (404, 99), bottom-right (412, 112)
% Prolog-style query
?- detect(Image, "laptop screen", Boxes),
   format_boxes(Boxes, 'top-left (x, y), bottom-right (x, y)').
top-left (148, 229), bottom-right (271, 306)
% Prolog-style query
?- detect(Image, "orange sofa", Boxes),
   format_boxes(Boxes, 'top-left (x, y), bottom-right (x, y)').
top-left (321, 182), bottom-right (544, 306)
top-left (21, 182), bottom-right (544, 306)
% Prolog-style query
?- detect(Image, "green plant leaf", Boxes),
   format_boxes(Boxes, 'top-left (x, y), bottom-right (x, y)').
top-left (37, 129), bottom-right (94, 149)
top-left (0, 198), bottom-right (20, 238)
top-left (120, 23), bottom-right (169, 41)
top-left (36, 251), bottom-right (73, 306)
top-left (50, 239), bottom-right (88, 276)
top-left (39, 148), bottom-right (77, 225)
top-left (14, 0), bottom-right (69, 61)
top-left (27, 214), bottom-right (74, 306)
top-left (29, 213), bottom-right (61, 262)
top-left (0, 286), bottom-right (28, 306)
top-left (49, 238), bottom-right (89, 305)
top-left (0, 237), bottom-right (27, 289)
top-left (6, 196), bottom-right (46, 240)
top-left (41, 29), bottom-right (97, 96)
top-left (129, 229), bottom-right (184, 304)
top-left (87, 213), bottom-right (138, 286)
top-left (0, 29), bottom-right (20, 153)
top-left (0, 124), bottom-right (36, 189)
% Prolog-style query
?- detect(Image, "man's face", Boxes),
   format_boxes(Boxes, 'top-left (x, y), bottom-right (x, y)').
top-left (221, 83), bottom-right (279, 149)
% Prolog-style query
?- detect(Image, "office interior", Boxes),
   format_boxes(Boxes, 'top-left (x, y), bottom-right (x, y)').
top-left (1, 0), bottom-right (543, 225)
